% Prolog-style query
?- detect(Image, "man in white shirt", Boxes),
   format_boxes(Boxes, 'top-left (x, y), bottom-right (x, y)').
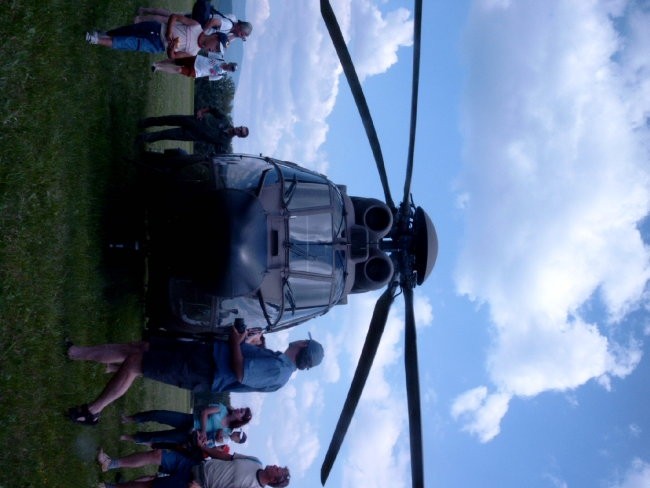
top-left (96, 447), bottom-right (290, 488)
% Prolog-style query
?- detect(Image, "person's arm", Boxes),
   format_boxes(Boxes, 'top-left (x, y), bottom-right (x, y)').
top-left (200, 405), bottom-right (222, 434)
top-left (203, 17), bottom-right (222, 33)
top-left (196, 107), bottom-right (212, 119)
top-left (166, 37), bottom-right (179, 58)
top-left (200, 445), bottom-right (235, 460)
top-left (168, 50), bottom-right (192, 60)
top-left (229, 325), bottom-right (247, 382)
top-left (141, 7), bottom-right (173, 16)
top-left (214, 429), bottom-right (225, 443)
top-left (169, 13), bottom-right (200, 30)
top-left (207, 106), bottom-right (227, 119)
top-left (166, 13), bottom-right (180, 41)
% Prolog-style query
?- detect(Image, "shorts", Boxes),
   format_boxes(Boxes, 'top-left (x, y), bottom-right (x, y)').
top-left (142, 338), bottom-right (215, 392)
top-left (153, 450), bottom-right (197, 488)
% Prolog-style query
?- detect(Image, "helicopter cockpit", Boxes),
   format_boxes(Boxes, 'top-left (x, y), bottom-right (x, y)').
top-left (144, 153), bottom-right (378, 334)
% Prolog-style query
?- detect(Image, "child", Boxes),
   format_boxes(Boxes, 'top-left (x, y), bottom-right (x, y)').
top-left (153, 52), bottom-right (237, 80)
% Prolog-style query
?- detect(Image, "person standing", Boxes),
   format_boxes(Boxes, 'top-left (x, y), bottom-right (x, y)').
top-left (137, 107), bottom-right (248, 153)
top-left (96, 447), bottom-right (290, 488)
top-left (120, 404), bottom-right (251, 447)
top-left (152, 53), bottom-right (237, 81)
top-left (66, 328), bottom-right (324, 425)
top-left (85, 14), bottom-right (221, 58)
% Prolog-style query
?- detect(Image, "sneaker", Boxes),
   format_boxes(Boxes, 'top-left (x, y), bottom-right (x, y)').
top-left (85, 31), bottom-right (99, 45)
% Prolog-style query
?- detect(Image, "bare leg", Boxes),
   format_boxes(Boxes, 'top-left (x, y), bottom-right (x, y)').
top-left (98, 469), bottom-right (155, 488)
top-left (138, 7), bottom-right (172, 16)
top-left (115, 449), bottom-right (163, 469)
top-left (109, 482), bottom-right (153, 488)
top-left (153, 60), bottom-right (184, 75)
top-left (68, 342), bottom-right (147, 364)
top-left (134, 14), bottom-right (170, 24)
top-left (106, 363), bottom-right (121, 373)
top-left (87, 352), bottom-right (144, 415)
top-left (97, 35), bottom-right (113, 48)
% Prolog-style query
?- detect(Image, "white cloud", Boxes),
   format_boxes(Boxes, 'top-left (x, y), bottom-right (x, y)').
top-left (334, 292), bottom-right (431, 487)
top-left (341, 402), bottom-right (410, 488)
top-left (607, 458), bottom-right (650, 488)
top-left (451, 387), bottom-right (511, 442)
top-left (245, 383), bottom-right (321, 475)
top-left (542, 473), bottom-right (568, 488)
top-left (300, 380), bottom-right (324, 410)
top-left (414, 293), bottom-right (434, 327)
top-left (234, 0), bottom-right (413, 173)
top-left (453, 0), bottom-right (650, 441)
top-left (628, 423), bottom-right (641, 438)
top-left (322, 327), bottom-right (343, 384)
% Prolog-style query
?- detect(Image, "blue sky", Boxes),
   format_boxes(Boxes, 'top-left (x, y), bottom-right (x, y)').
top-left (226, 1), bottom-right (650, 486)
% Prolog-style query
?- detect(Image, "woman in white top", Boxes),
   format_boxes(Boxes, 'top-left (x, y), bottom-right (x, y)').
top-left (86, 14), bottom-right (221, 59)
top-left (134, 6), bottom-right (252, 41)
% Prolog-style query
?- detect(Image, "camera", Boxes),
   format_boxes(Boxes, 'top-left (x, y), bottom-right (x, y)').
top-left (234, 318), bottom-right (247, 334)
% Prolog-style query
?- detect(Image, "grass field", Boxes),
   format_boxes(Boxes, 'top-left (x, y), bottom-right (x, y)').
top-left (0, 1), bottom-right (202, 485)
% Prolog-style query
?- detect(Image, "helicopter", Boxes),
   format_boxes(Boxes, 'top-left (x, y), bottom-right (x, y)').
top-left (136, 0), bottom-right (433, 486)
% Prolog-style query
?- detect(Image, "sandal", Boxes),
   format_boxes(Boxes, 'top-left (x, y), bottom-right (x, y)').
top-left (97, 448), bottom-right (113, 472)
top-left (67, 404), bottom-right (99, 426)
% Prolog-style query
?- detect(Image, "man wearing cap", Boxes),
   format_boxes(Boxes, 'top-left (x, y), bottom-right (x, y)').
top-left (66, 327), bottom-right (324, 425)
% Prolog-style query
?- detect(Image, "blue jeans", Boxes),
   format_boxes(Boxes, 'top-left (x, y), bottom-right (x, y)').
top-left (131, 410), bottom-right (193, 444)
top-left (107, 22), bottom-right (165, 53)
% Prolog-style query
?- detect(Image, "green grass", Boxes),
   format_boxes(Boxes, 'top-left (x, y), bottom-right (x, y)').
top-left (0, 1), bottom-right (197, 485)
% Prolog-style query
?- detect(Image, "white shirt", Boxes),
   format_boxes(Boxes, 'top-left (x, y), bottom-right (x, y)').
top-left (206, 12), bottom-right (237, 35)
top-left (201, 457), bottom-right (263, 488)
top-left (194, 52), bottom-right (228, 81)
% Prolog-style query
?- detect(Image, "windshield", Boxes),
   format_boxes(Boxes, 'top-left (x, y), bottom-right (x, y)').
top-left (172, 160), bottom-right (350, 331)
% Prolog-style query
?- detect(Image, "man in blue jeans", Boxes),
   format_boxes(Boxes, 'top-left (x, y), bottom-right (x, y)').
top-left (66, 327), bottom-right (324, 425)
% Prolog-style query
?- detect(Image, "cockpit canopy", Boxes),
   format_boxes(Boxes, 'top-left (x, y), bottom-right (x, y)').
top-left (151, 154), bottom-right (396, 335)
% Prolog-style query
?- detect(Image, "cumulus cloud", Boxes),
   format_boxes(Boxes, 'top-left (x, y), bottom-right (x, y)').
top-left (341, 402), bottom-right (411, 488)
top-left (241, 384), bottom-right (321, 475)
top-left (453, 0), bottom-right (650, 441)
top-left (607, 458), bottom-right (650, 488)
top-left (334, 291), bottom-right (433, 487)
top-left (451, 387), bottom-right (511, 442)
top-left (234, 0), bottom-right (413, 173)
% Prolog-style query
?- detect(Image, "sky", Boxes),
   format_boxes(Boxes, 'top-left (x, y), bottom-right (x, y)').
top-left (223, 0), bottom-right (650, 487)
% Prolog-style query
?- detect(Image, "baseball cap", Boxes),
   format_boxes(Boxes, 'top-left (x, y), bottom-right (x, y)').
top-left (296, 333), bottom-right (324, 370)
top-left (232, 430), bottom-right (247, 443)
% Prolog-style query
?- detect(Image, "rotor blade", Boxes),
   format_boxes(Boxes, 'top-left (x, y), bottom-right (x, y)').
top-left (321, 282), bottom-right (398, 485)
top-left (403, 285), bottom-right (424, 488)
top-left (401, 0), bottom-right (422, 210)
top-left (320, 0), bottom-right (395, 210)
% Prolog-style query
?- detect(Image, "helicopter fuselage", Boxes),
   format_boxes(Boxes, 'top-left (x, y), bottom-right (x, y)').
top-left (142, 152), bottom-right (395, 335)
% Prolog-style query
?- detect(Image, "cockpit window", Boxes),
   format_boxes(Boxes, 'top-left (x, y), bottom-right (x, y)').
top-left (213, 155), bottom-right (279, 191)
top-left (284, 181), bottom-right (332, 210)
